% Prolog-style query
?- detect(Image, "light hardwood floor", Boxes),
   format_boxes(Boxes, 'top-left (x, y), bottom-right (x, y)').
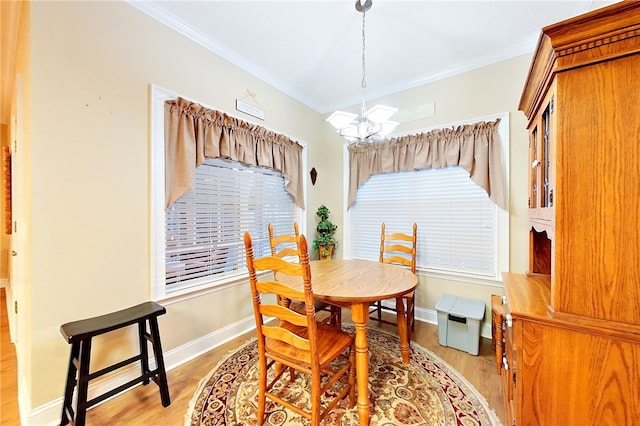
top-left (1, 288), bottom-right (20, 426)
top-left (0, 295), bottom-right (505, 425)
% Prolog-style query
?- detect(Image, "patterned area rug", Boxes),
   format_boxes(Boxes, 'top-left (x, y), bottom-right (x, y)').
top-left (185, 326), bottom-right (502, 425)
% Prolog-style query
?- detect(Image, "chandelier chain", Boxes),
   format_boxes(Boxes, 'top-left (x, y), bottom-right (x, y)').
top-left (361, 9), bottom-right (367, 90)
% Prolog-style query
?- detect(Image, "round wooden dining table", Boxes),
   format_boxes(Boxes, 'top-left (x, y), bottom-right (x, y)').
top-left (293, 259), bottom-right (418, 426)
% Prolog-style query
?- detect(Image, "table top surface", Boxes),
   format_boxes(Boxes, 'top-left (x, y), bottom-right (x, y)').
top-left (280, 258), bottom-right (417, 304)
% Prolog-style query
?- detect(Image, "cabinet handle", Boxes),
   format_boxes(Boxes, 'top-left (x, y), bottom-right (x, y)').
top-left (506, 313), bottom-right (513, 328)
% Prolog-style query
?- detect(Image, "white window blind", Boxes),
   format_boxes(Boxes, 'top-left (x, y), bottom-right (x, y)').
top-left (165, 157), bottom-right (297, 293)
top-left (349, 167), bottom-right (499, 278)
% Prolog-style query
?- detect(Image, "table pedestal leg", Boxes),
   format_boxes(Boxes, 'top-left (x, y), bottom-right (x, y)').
top-left (351, 302), bottom-right (370, 425)
top-left (395, 297), bottom-right (410, 363)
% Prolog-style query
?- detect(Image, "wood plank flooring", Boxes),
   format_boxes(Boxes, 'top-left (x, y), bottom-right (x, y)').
top-left (0, 296), bottom-right (505, 425)
top-left (1, 288), bottom-right (20, 425)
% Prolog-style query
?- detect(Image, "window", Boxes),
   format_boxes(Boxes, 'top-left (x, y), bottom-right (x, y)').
top-left (346, 114), bottom-right (509, 282)
top-left (165, 158), bottom-right (298, 293)
top-left (151, 86), bottom-right (303, 299)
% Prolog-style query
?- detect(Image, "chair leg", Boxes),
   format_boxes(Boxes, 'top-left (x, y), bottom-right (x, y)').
top-left (348, 343), bottom-right (356, 407)
top-left (311, 368), bottom-right (322, 426)
top-left (411, 295), bottom-right (416, 331)
top-left (257, 357), bottom-right (267, 426)
top-left (406, 295), bottom-right (414, 342)
top-left (330, 305), bottom-right (342, 328)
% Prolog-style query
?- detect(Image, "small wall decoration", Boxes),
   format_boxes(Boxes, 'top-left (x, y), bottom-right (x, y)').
top-left (310, 167), bottom-right (317, 185)
top-left (235, 89), bottom-right (265, 120)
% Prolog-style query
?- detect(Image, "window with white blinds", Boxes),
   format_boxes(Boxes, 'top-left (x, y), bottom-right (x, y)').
top-left (151, 86), bottom-right (304, 299)
top-left (164, 157), bottom-right (298, 294)
top-left (349, 167), bottom-right (501, 277)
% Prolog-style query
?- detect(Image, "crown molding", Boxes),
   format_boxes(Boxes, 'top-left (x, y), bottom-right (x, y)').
top-left (125, 0), bottom-right (323, 112)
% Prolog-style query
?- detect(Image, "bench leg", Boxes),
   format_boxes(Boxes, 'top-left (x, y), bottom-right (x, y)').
top-left (60, 342), bottom-right (80, 425)
top-left (138, 321), bottom-right (150, 385)
top-left (60, 339), bottom-right (91, 426)
top-left (148, 317), bottom-right (171, 407)
top-left (75, 338), bottom-right (92, 426)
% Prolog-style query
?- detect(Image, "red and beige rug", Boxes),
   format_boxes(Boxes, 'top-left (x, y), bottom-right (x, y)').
top-left (185, 326), bottom-right (503, 425)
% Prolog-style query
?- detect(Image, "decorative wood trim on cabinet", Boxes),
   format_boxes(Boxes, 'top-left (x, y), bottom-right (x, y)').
top-left (518, 2), bottom-right (640, 118)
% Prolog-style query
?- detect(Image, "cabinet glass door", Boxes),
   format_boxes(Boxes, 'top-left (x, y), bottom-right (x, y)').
top-left (529, 127), bottom-right (538, 209)
top-left (528, 93), bottom-right (555, 223)
top-left (542, 103), bottom-right (552, 208)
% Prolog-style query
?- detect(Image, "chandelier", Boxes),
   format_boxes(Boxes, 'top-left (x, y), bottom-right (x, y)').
top-left (326, 0), bottom-right (399, 144)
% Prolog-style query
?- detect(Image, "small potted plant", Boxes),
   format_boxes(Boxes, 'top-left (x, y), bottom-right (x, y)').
top-left (312, 204), bottom-right (338, 260)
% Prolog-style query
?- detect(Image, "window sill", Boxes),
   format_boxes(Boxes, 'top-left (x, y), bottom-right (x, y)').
top-left (156, 273), bottom-right (248, 305)
top-left (418, 268), bottom-right (504, 288)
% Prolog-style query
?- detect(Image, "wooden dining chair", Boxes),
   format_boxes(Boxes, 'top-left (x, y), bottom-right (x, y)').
top-left (370, 223), bottom-right (418, 341)
top-left (268, 223), bottom-right (342, 327)
top-left (244, 231), bottom-right (356, 426)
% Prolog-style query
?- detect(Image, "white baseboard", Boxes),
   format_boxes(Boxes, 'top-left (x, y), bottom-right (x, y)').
top-left (386, 301), bottom-right (492, 339)
top-left (26, 316), bottom-right (256, 426)
top-left (414, 304), bottom-right (439, 326)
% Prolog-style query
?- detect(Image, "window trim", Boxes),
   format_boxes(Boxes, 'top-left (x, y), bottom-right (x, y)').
top-left (150, 85), bottom-right (306, 301)
top-left (342, 112), bottom-right (510, 285)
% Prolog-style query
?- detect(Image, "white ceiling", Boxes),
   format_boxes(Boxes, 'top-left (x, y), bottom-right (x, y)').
top-left (129, 0), bottom-right (617, 114)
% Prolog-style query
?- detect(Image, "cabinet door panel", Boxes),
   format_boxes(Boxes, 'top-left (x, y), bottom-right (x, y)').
top-left (520, 322), bottom-right (640, 425)
top-left (554, 55), bottom-right (640, 323)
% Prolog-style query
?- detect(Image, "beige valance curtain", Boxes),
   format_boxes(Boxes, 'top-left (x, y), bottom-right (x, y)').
top-left (164, 97), bottom-right (304, 209)
top-left (347, 119), bottom-right (506, 210)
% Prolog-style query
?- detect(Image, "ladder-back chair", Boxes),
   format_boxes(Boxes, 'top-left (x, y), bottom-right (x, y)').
top-left (370, 223), bottom-right (418, 341)
top-left (268, 223), bottom-right (342, 327)
top-left (244, 231), bottom-right (356, 426)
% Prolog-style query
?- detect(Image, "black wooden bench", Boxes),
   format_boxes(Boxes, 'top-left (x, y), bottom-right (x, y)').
top-left (59, 301), bottom-right (170, 426)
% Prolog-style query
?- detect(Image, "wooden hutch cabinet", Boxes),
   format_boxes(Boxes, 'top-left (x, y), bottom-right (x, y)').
top-left (497, 3), bottom-right (640, 425)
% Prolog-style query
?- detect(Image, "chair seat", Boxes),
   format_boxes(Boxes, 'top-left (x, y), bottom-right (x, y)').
top-left (266, 322), bottom-right (353, 366)
top-left (290, 300), bottom-right (342, 327)
top-left (289, 299), bottom-right (331, 314)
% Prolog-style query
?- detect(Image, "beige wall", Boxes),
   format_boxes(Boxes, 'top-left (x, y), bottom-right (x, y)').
top-left (11, 0), bottom-right (32, 412)
top-left (24, 1), bottom-right (325, 410)
top-left (304, 123), bottom-right (346, 254)
top-left (12, 0), bottom-right (532, 419)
